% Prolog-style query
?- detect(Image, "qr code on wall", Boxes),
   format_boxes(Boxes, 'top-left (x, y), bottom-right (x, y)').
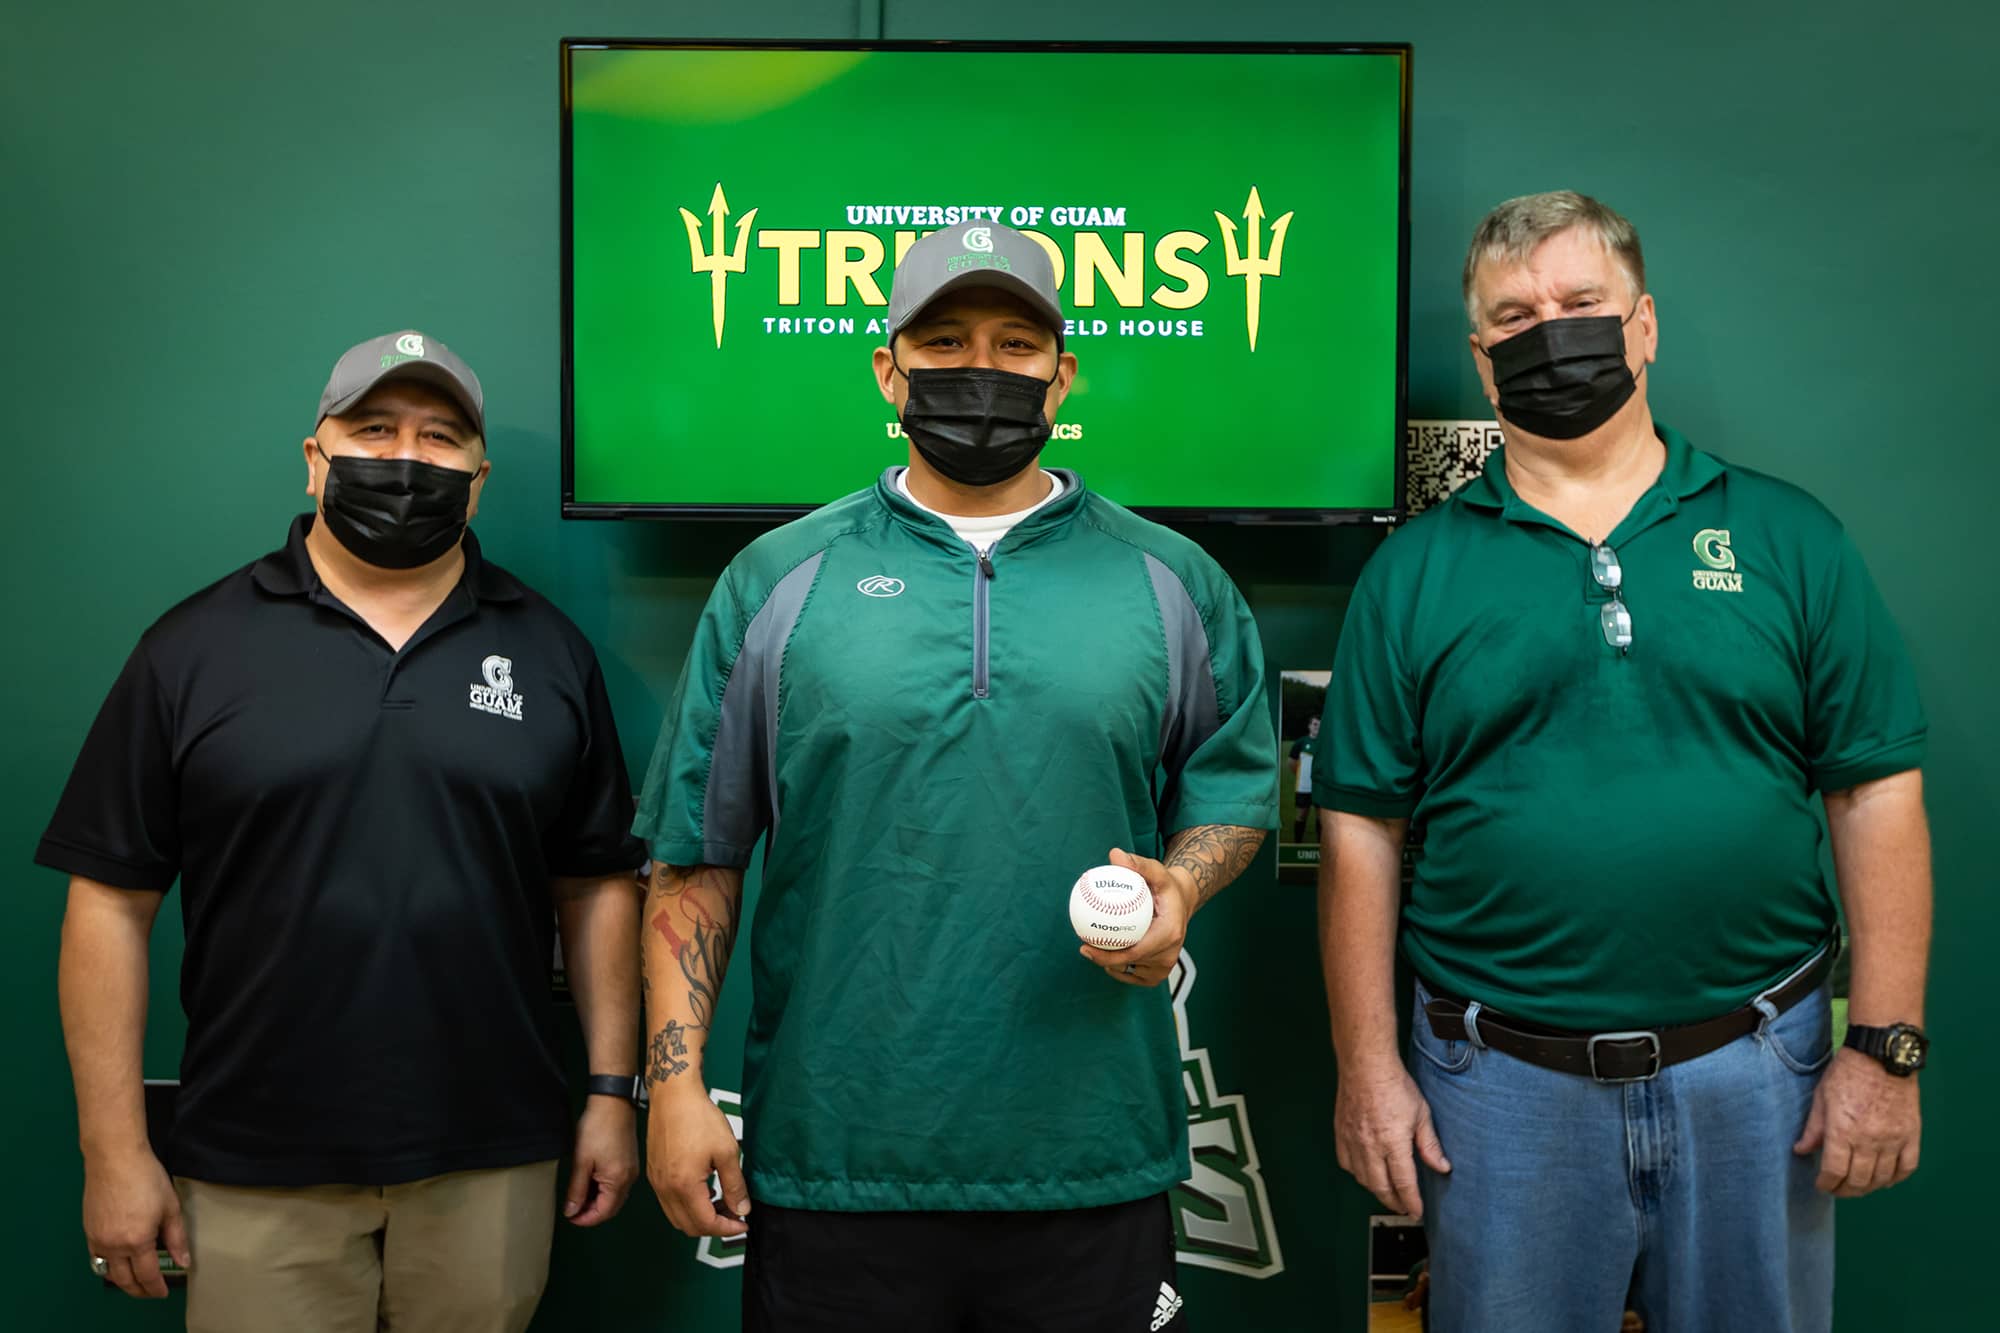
top-left (1405, 420), bottom-right (1503, 514)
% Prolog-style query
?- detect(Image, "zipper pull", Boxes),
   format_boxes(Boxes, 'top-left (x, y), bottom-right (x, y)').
top-left (977, 550), bottom-right (995, 580)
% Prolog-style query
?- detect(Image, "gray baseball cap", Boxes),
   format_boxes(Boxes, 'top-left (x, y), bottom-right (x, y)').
top-left (886, 222), bottom-right (1067, 351)
top-left (316, 330), bottom-right (484, 437)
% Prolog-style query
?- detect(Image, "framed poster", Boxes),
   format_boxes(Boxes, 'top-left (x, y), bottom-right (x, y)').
top-left (1276, 669), bottom-right (1329, 882)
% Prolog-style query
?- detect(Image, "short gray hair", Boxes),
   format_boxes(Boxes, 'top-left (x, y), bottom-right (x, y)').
top-left (1462, 191), bottom-right (1645, 325)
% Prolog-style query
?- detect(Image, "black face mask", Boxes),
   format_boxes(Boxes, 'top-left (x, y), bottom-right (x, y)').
top-left (896, 358), bottom-right (1058, 488)
top-left (1479, 311), bottom-right (1644, 440)
top-left (315, 446), bottom-right (474, 569)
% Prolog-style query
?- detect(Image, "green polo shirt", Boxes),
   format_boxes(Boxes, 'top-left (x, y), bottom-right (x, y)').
top-left (1315, 425), bottom-right (1925, 1029)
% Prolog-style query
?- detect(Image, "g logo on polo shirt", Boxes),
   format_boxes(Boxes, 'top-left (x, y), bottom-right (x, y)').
top-left (1693, 529), bottom-right (1736, 570)
top-left (469, 654), bottom-right (525, 720)
top-left (1691, 529), bottom-right (1745, 593)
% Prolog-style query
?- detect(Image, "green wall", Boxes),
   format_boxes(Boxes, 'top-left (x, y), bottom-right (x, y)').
top-left (4, 2), bottom-right (1990, 1328)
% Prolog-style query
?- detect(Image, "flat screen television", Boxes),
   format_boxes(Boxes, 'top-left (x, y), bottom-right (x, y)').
top-left (561, 40), bottom-right (1410, 522)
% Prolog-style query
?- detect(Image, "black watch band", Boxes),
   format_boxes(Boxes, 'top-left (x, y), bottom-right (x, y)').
top-left (1843, 1022), bottom-right (1929, 1077)
top-left (586, 1074), bottom-right (648, 1107)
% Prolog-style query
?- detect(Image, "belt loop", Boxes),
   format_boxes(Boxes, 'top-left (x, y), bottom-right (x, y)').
top-left (1752, 937), bottom-right (1831, 1026)
top-left (1462, 1000), bottom-right (1488, 1050)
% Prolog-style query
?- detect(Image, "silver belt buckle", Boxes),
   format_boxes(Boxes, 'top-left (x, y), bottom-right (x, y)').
top-left (1587, 1030), bottom-right (1662, 1083)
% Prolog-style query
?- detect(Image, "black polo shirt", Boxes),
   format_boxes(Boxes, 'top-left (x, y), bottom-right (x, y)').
top-left (37, 516), bottom-right (646, 1187)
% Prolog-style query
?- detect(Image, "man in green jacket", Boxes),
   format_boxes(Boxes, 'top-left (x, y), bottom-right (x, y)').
top-left (637, 222), bottom-right (1275, 1331)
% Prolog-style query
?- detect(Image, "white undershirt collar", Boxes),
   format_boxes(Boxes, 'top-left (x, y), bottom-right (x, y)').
top-left (894, 467), bottom-right (1066, 555)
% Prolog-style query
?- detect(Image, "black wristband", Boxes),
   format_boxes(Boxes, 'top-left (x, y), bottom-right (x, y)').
top-left (586, 1074), bottom-right (647, 1107)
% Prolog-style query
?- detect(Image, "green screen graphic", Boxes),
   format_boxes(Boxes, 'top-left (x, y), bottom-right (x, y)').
top-left (566, 45), bottom-right (1406, 513)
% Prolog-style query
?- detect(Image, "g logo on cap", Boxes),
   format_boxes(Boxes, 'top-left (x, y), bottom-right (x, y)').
top-left (962, 227), bottom-right (993, 253)
top-left (395, 333), bottom-right (427, 358)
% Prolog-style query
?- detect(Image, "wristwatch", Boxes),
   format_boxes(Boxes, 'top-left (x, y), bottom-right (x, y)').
top-left (1843, 1023), bottom-right (1929, 1077)
top-left (586, 1074), bottom-right (648, 1107)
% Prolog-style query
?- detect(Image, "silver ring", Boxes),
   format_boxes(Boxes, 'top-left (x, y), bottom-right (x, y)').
top-left (1122, 963), bottom-right (1137, 976)
top-left (90, 1255), bottom-right (110, 1278)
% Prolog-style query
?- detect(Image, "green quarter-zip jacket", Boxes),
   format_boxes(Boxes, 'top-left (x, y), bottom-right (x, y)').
top-left (636, 467), bottom-right (1276, 1211)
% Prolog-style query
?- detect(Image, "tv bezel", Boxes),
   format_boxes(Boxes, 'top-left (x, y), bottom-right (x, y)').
top-left (560, 37), bottom-right (1411, 526)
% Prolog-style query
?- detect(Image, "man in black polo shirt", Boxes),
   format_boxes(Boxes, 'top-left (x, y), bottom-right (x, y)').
top-left (40, 331), bottom-right (648, 1332)
top-left (1316, 194), bottom-right (1930, 1331)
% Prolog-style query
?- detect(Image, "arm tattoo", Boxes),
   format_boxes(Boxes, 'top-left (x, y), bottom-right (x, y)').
top-left (643, 863), bottom-right (744, 1088)
top-left (1164, 824), bottom-right (1266, 910)
top-left (645, 1018), bottom-right (692, 1084)
top-left (678, 919), bottom-right (729, 1030)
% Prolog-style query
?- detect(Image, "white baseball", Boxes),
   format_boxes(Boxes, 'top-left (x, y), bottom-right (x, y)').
top-left (1068, 864), bottom-right (1153, 950)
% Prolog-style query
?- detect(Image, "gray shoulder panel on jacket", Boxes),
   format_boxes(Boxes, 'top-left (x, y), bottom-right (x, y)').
top-left (1144, 551), bottom-right (1222, 776)
top-left (704, 551), bottom-right (825, 852)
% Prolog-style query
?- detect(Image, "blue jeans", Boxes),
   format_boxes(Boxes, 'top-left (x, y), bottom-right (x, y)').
top-left (1411, 978), bottom-right (1836, 1333)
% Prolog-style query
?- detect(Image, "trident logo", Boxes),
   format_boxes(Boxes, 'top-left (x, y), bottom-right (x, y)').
top-left (1213, 186), bottom-right (1294, 353)
top-left (679, 182), bottom-right (758, 349)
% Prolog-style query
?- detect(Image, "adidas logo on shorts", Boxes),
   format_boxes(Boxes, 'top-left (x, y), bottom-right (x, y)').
top-left (1150, 1279), bottom-right (1184, 1330)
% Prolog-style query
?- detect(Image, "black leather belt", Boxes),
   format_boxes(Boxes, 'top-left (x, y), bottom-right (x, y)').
top-left (1421, 936), bottom-right (1839, 1083)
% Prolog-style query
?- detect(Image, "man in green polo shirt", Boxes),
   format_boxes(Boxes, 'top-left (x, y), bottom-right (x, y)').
top-left (636, 221), bottom-right (1274, 1331)
top-left (1316, 191), bottom-right (1930, 1332)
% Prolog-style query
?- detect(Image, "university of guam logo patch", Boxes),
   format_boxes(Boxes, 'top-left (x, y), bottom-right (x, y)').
top-left (380, 332), bottom-right (429, 369)
top-left (946, 223), bottom-right (1010, 277)
top-left (1691, 528), bottom-right (1744, 592)
top-left (468, 654), bottom-right (524, 720)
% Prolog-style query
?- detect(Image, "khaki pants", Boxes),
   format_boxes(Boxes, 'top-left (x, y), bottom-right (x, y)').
top-left (175, 1160), bottom-right (558, 1333)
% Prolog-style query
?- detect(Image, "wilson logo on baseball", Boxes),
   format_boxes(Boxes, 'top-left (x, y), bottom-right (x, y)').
top-left (856, 575), bottom-right (905, 598)
top-left (1068, 864), bottom-right (1152, 950)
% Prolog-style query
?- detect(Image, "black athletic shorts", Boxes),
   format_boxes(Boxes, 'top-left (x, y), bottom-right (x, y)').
top-left (742, 1192), bottom-right (1190, 1332)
